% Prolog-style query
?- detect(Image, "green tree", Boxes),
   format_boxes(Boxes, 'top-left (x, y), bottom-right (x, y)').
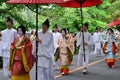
top-left (0, 0), bottom-right (120, 32)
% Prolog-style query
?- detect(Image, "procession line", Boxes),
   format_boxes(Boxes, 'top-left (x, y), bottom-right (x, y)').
top-left (54, 58), bottom-right (105, 78)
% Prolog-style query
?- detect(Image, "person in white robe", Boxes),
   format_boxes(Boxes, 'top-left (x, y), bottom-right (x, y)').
top-left (30, 30), bottom-right (35, 44)
top-left (53, 24), bottom-right (61, 54)
top-left (93, 28), bottom-right (102, 56)
top-left (32, 19), bottom-right (54, 80)
top-left (52, 24), bottom-right (61, 68)
top-left (0, 41), bottom-right (2, 57)
top-left (0, 17), bottom-right (17, 79)
top-left (76, 23), bottom-right (93, 74)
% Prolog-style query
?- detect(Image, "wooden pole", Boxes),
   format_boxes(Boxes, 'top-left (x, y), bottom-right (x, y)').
top-left (35, 4), bottom-right (38, 80)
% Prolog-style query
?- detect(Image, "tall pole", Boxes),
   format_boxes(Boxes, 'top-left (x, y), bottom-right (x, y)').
top-left (36, 4), bottom-right (38, 80)
top-left (79, 1), bottom-right (86, 62)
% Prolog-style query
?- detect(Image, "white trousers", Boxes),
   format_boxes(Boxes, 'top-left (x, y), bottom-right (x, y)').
top-left (3, 57), bottom-right (10, 77)
top-left (94, 43), bottom-right (101, 55)
top-left (77, 49), bottom-right (89, 68)
top-left (37, 67), bottom-right (54, 80)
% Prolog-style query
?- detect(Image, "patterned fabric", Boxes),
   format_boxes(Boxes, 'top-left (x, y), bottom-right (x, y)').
top-left (54, 37), bottom-right (73, 64)
top-left (103, 36), bottom-right (117, 54)
top-left (12, 74), bottom-right (30, 80)
top-left (117, 41), bottom-right (120, 62)
top-left (103, 34), bottom-right (117, 67)
top-left (54, 36), bottom-right (73, 74)
top-left (106, 59), bottom-right (115, 67)
top-left (9, 35), bottom-right (33, 77)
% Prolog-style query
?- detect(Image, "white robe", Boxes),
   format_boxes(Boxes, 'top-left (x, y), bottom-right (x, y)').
top-left (1, 28), bottom-right (17, 57)
top-left (53, 32), bottom-right (61, 53)
top-left (76, 31), bottom-right (93, 68)
top-left (32, 31), bottom-right (54, 80)
top-left (0, 28), bottom-right (17, 77)
top-left (52, 32), bottom-right (61, 66)
top-left (0, 41), bottom-right (2, 56)
top-left (93, 32), bottom-right (102, 54)
top-left (30, 34), bottom-right (35, 44)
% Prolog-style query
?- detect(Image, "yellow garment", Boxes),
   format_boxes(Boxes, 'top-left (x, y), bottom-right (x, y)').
top-left (8, 47), bottom-right (30, 72)
top-left (9, 40), bottom-right (21, 71)
top-left (8, 49), bottom-right (16, 71)
top-left (21, 48), bottom-right (30, 72)
top-left (12, 74), bottom-right (30, 80)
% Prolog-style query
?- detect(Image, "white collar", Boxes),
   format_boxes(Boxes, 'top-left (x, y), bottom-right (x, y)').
top-left (19, 36), bottom-right (24, 42)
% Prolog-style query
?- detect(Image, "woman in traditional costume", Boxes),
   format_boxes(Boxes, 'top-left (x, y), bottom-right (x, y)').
top-left (8, 25), bottom-right (34, 80)
top-left (115, 32), bottom-right (120, 62)
top-left (54, 28), bottom-right (74, 75)
top-left (66, 29), bottom-right (75, 65)
top-left (103, 28), bottom-right (117, 68)
top-left (117, 43), bottom-right (120, 62)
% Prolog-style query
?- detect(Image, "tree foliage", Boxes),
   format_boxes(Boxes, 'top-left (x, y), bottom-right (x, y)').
top-left (0, 0), bottom-right (120, 32)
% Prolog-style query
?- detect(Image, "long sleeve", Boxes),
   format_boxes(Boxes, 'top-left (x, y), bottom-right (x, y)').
top-left (41, 33), bottom-right (53, 47)
top-left (23, 39), bottom-right (33, 71)
top-left (87, 34), bottom-right (94, 46)
top-left (68, 36), bottom-right (75, 54)
top-left (76, 32), bottom-right (81, 47)
top-left (42, 33), bottom-right (54, 57)
top-left (77, 32), bottom-right (93, 50)
top-left (37, 31), bottom-right (54, 68)
top-left (32, 40), bottom-right (36, 57)
top-left (37, 31), bottom-right (54, 59)
top-left (0, 42), bottom-right (2, 56)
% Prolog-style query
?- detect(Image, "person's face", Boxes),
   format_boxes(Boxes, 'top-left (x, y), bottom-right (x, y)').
top-left (42, 24), bottom-right (48, 33)
top-left (96, 29), bottom-right (99, 32)
top-left (61, 30), bottom-right (66, 36)
top-left (53, 28), bottom-right (58, 32)
top-left (83, 26), bottom-right (88, 31)
top-left (108, 30), bottom-right (112, 35)
top-left (32, 31), bottom-right (35, 35)
top-left (33, 31), bottom-right (35, 35)
top-left (18, 28), bottom-right (23, 36)
top-left (6, 21), bottom-right (12, 29)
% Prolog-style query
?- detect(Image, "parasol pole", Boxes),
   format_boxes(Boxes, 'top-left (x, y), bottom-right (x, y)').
top-left (35, 4), bottom-right (38, 80)
top-left (79, 0), bottom-right (86, 62)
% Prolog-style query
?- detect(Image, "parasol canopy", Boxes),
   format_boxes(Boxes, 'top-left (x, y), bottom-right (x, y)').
top-left (59, 0), bottom-right (102, 8)
top-left (7, 0), bottom-right (69, 4)
top-left (57, 0), bottom-right (102, 62)
top-left (106, 19), bottom-right (120, 28)
top-left (6, 0), bottom-right (72, 79)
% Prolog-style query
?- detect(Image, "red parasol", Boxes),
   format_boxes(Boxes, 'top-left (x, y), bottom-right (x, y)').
top-left (106, 19), bottom-right (120, 28)
top-left (6, 0), bottom-right (70, 80)
top-left (7, 0), bottom-right (70, 4)
top-left (59, 0), bottom-right (102, 8)
top-left (58, 0), bottom-right (102, 62)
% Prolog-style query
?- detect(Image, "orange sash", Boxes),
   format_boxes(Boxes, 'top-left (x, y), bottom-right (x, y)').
top-left (103, 42), bottom-right (117, 54)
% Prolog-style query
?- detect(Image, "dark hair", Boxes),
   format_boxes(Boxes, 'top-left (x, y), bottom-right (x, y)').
top-left (107, 28), bottom-right (114, 33)
top-left (42, 19), bottom-right (50, 28)
top-left (6, 16), bottom-right (13, 24)
top-left (96, 27), bottom-right (99, 30)
top-left (53, 24), bottom-right (58, 29)
top-left (17, 25), bottom-right (26, 34)
top-left (83, 22), bottom-right (89, 28)
top-left (61, 28), bottom-right (67, 34)
top-left (31, 31), bottom-right (34, 35)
